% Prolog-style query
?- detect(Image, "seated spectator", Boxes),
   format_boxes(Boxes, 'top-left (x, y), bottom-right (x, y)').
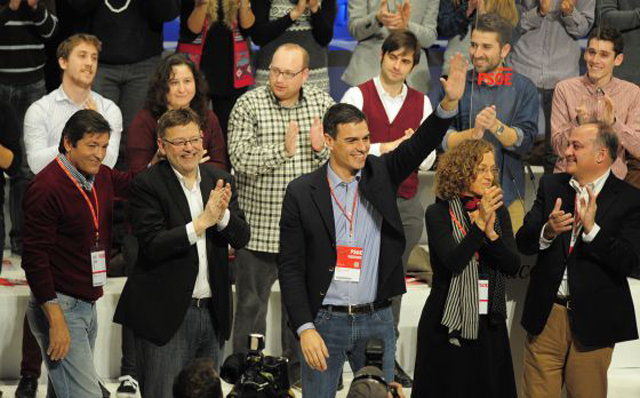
top-left (24, 33), bottom-right (122, 175)
top-left (250, 0), bottom-right (337, 92)
top-left (173, 358), bottom-right (223, 398)
top-left (551, 27), bottom-right (640, 187)
top-left (438, 0), bottom-right (518, 76)
top-left (343, 0), bottom-right (439, 93)
top-left (441, 13), bottom-right (538, 231)
top-left (178, 0), bottom-right (255, 139)
top-left (509, 0), bottom-right (595, 172)
top-left (128, 53), bottom-right (227, 176)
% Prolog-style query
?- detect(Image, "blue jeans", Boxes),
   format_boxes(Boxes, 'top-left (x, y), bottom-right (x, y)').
top-left (135, 304), bottom-right (224, 398)
top-left (26, 292), bottom-right (101, 398)
top-left (301, 306), bottom-right (396, 398)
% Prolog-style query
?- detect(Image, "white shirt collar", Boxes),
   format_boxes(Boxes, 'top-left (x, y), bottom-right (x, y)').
top-left (171, 165), bottom-right (202, 192)
top-left (373, 76), bottom-right (407, 101)
top-left (569, 168), bottom-right (611, 196)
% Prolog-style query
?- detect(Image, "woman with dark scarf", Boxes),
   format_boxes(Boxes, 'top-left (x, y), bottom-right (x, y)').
top-left (412, 139), bottom-right (519, 398)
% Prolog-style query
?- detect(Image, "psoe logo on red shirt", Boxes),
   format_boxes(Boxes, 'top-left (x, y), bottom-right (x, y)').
top-left (477, 67), bottom-right (513, 86)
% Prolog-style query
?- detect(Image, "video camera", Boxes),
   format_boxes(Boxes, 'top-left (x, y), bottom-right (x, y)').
top-left (220, 334), bottom-right (292, 398)
top-left (347, 338), bottom-right (400, 398)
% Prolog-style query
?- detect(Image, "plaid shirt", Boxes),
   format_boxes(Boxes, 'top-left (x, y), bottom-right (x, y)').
top-left (228, 85), bottom-right (334, 253)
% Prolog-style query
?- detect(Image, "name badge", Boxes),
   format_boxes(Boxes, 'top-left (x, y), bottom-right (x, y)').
top-left (91, 247), bottom-right (107, 287)
top-left (478, 279), bottom-right (489, 315)
top-left (334, 245), bottom-right (363, 283)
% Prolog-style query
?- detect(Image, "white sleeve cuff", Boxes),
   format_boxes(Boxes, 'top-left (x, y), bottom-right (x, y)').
top-left (539, 222), bottom-right (555, 250)
top-left (186, 222), bottom-right (198, 245)
top-left (216, 209), bottom-right (231, 231)
top-left (297, 322), bottom-right (316, 337)
top-left (370, 143), bottom-right (382, 157)
top-left (582, 223), bottom-right (600, 242)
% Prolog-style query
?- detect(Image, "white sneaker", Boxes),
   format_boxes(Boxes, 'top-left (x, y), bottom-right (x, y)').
top-left (116, 375), bottom-right (139, 398)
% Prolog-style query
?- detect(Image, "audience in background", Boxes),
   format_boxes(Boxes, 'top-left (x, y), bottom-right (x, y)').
top-left (438, 0), bottom-right (518, 76)
top-left (128, 54), bottom-right (227, 176)
top-left (551, 27), bottom-right (640, 188)
top-left (341, 30), bottom-right (434, 388)
top-left (251, 0), bottom-right (337, 92)
top-left (442, 13), bottom-right (538, 231)
top-left (509, 0), bottom-right (595, 173)
top-left (598, 0), bottom-right (640, 86)
top-left (412, 139), bottom-right (519, 398)
top-left (343, 0), bottom-right (439, 93)
top-left (178, 0), bottom-right (255, 142)
top-left (227, 43), bottom-right (334, 388)
top-left (173, 358), bottom-right (223, 398)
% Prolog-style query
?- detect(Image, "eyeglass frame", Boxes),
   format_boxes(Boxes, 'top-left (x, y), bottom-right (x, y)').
top-left (161, 135), bottom-right (204, 148)
top-left (268, 65), bottom-right (307, 80)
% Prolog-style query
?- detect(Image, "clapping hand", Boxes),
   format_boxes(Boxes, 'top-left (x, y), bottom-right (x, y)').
top-left (474, 105), bottom-right (497, 137)
top-left (543, 198), bottom-right (574, 239)
top-left (470, 186), bottom-right (503, 237)
top-left (580, 186), bottom-right (598, 234)
top-left (560, 0), bottom-right (575, 16)
top-left (284, 120), bottom-right (300, 157)
top-left (310, 116), bottom-right (324, 152)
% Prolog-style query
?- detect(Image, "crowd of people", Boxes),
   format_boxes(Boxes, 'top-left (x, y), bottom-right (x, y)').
top-left (1, 0), bottom-right (640, 397)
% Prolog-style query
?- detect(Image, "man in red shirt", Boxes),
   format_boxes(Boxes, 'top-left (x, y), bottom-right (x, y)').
top-left (22, 109), bottom-right (131, 398)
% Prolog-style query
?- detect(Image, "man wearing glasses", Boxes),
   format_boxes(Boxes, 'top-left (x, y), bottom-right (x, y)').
top-left (114, 108), bottom-right (250, 398)
top-left (227, 43), bottom-right (334, 386)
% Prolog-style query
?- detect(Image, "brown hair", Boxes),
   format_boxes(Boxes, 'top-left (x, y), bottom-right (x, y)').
top-left (435, 139), bottom-right (498, 199)
top-left (452, 0), bottom-right (519, 27)
top-left (56, 33), bottom-right (102, 60)
top-left (381, 30), bottom-right (421, 67)
top-left (157, 108), bottom-right (201, 139)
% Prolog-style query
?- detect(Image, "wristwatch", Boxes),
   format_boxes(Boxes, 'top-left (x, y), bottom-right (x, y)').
top-left (494, 123), bottom-right (505, 136)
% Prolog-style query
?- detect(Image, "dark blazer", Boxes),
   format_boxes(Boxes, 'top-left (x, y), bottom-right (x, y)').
top-left (278, 111), bottom-right (453, 332)
top-left (516, 172), bottom-right (640, 346)
top-left (114, 162), bottom-right (250, 346)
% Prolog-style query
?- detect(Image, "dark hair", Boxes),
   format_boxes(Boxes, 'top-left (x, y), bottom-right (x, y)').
top-left (158, 108), bottom-right (202, 139)
top-left (57, 33), bottom-right (102, 60)
top-left (591, 122), bottom-right (618, 162)
top-left (381, 30), bottom-right (421, 67)
top-left (472, 12), bottom-right (513, 47)
top-left (145, 54), bottom-right (209, 127)
top-left (588, 27), bottom-right (624, 56)
top-left (323, 103), bottom-right (367, 139)
top-left (58, 110), bottom-right (111, 154)
top-left (173, 358), bottom-right (222, 398)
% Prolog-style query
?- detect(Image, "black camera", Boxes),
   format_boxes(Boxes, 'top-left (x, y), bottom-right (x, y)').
top-left (220, 334), bottom-right (292, 398)
top-left (347, 339), bottom-right (400, 398)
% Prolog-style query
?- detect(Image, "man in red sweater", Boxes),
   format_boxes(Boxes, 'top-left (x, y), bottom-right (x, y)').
top-left (340, 30), bottom-right (434, 388)
top-left (22, 109), bottom-right (131, 398)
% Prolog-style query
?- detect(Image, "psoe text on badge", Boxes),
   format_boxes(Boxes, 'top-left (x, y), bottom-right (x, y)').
top-left (477, 67), bottom-right (513, 86)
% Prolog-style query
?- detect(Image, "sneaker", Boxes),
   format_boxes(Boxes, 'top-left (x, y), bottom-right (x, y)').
top-left (116, 375), bottom-right (139, 397)
top-left (15, 375), bottom-right (38, 398)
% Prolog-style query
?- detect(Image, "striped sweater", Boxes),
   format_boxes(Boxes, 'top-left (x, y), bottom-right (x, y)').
top-left (0, 1), bottom-right (58, 85)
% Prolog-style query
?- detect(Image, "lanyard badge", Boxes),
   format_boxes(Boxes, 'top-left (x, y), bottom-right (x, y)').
top-left (328, 176), bottom-right (363, 282)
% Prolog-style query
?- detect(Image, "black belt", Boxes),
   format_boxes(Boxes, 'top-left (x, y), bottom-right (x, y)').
top-left (191, 298), bottom-right (212, 308)
top-left (321, 299), bottom-right (392, 315)
top-left (554, 296), bottom-right (571, 310)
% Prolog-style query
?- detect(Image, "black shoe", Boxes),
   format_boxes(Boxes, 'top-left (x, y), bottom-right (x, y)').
top-left (394, 360), bottom-right (413, 388)
top-left (116, 375), bottom-right (138, 397)
top-left (337, 374), bottom-right (344, 391)
top-left (226, 386), bottom-right (238, 398)
top-left (100, 381), bottom-right (111, 398)
top-left (15, 375), bottom-right (38, 398)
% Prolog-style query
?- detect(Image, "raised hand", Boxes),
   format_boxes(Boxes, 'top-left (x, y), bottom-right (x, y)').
top-left (440, 52), bottom-right (468, 109)
top-left (475, 186), bottom-right (503, 232)
top-left (560, 0), bottom-right (575, 16)
top-left (27, 0), bottom-right (39, 10)
top-left (543, 198), bottom-right (574, 239)
top-left (575, 98), bottom-right (590, 125)
top-left (309, 116), bottom-right (324, 152)
top-left (308, 0), bottom-right (319, 13)
top-left (380, 128), bottom-right (414, 154)
top-left (390, 0), bottom-right (411, 30)
top-left (285, 120), bottom-right (300, 157)
top-left (290, 0), bottom-right (307, 20)
top-left (475, 105), bottom-right (498, 135)
top-left (199, 149), bottom-right (211, 164)
top-left (84, 96), bottom-right (97, 111)
top-left (376, 0), bottom-right (403, 28)
top-left (466, 0), bottom-right (478, 18)
top-left (9, 0), bottom-right (21, 11)
top-left (539, 0), bottom-right (550, 16)
top-left (580, 186), bottom-right (598, 234)
top-left (603, 95), bottom-right (615, 126)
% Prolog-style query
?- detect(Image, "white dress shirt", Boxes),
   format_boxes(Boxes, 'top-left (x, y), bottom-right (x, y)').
top-left (172, 167), bottom-right (230, 299)
top-left (23, 85), bottom-right (122, 174)
top-left (340, 76), bottom-right (436, 170)
top-left (539, 169), bottom-right (610, 296)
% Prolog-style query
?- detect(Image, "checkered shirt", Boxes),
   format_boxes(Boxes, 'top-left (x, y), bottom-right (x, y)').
top-left (228, 85), bottom-right (334, 253)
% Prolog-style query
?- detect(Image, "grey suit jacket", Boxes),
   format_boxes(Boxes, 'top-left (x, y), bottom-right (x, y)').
top-left (341, 0), bottom-right (440, 93)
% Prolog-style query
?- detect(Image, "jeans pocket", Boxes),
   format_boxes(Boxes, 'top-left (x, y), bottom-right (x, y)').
top-left (314, 309), bottom-right (331, 327)
top-left (57, 292), bottom-right (79, 312)
top-left (372, 307), bottom-right (394, 324)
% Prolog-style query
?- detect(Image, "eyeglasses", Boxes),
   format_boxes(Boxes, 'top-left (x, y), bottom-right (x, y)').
top-left (476, 166), bottom-right (498, 175)
top-left (269, 66), bottom-right (305, 80)
top-left (162, 136), bottom-right (203, 148)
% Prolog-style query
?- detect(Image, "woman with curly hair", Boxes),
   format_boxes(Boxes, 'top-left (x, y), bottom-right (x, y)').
top-left (411, 139), bottom-right (519, 398)
top-left (127, 54), bottom-right (228, 175)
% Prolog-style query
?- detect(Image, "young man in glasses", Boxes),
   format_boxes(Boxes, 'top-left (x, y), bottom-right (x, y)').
top-left (227, 42), bottom-right (334, 386)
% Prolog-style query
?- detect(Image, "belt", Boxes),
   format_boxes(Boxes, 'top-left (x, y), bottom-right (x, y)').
top-left (554, 296), bottom-right (571, 310)
top-left (191, 298), bottom-right (212, 308)
top-left (321, 299), bottom-right (392, 315)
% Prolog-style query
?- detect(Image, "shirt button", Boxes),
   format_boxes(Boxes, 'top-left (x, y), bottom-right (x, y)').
top-left (320, 291), bottom-right (325, 296)
top-left (329, 266), bottom-right (334, 272)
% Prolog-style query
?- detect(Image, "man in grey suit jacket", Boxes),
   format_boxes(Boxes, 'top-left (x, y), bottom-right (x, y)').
top-left (342, 0), bottom-right (439, 93)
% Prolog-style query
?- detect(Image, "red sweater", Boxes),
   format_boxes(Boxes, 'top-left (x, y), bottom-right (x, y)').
top-left (127, 108), bottom-right (228, 175)
top-left (359, 79), bottom-right (424, 199)
top-left (22, 160), bottom-right (131, 304)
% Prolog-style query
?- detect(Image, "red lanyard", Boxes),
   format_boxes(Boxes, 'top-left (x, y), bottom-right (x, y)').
top-left (449, 207), bottom-right (480, 260)
top-left (327, 176), bottom-right (359, 238)
top-left (56, 157), bottom-right (100, 245)
top-left (569, 192), bottom-right (585, 254)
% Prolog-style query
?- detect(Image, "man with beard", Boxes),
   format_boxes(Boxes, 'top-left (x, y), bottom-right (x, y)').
top-left (441, 13), bottom-right (538, 231)
top-left (24, 33), bottom-right (122, 175)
